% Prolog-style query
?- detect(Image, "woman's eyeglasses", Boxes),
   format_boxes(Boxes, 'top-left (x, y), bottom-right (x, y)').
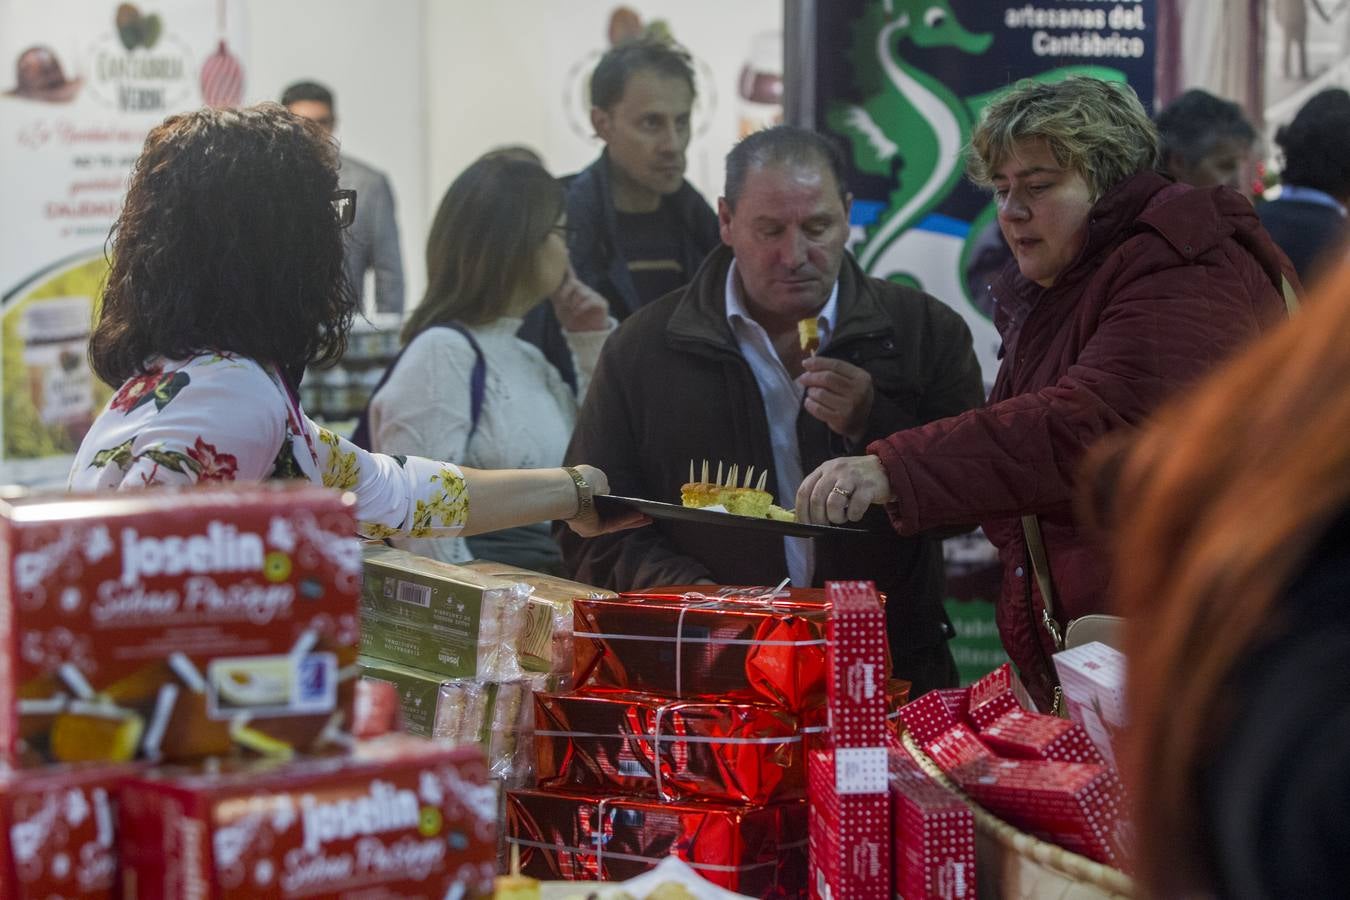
top-left (332, 189), bottom-right (356, 229)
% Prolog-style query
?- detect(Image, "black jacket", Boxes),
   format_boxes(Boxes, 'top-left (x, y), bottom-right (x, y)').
top-left (518, 151), bottom-right (720, 390)
top-left (1257, 195), bottom-right (1348, 285)
top-left (558, 244), bottom-right (985, 660)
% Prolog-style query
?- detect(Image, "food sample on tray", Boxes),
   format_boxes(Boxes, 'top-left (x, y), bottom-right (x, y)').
top-left (360, 546), bottom-right (530, 681)
top-left (680, 459), bottom-right (796, 521)
top-left (0, 484), bottom-right (361, 768)
top-left (118, 735), bottom-right (497, 899)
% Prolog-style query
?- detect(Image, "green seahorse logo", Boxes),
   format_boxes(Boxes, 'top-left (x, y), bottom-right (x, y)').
top-left (829, 1), bottom-right (1125, 292)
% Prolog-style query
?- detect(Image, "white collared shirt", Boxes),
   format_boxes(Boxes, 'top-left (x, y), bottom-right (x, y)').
top-left (724, 260), bottom-right (841, 587)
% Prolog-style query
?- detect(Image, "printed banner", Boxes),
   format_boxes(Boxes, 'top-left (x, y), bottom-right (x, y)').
top-left (814, 0), bottom-right (1156, 382)
top-left (0, 0), bottom-right (246, 480)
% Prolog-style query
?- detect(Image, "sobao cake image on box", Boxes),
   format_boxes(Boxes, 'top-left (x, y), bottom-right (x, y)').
top-left (0, 484), bottom-right (363, 768)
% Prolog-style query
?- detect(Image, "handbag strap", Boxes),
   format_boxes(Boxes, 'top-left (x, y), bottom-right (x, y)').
top-left (1021, 513), bottom-right (1064, 652)
top-left (350, 322), bottom-right (487, 449)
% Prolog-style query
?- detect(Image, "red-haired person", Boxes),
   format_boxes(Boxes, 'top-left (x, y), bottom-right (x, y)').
top-left (1104, 261), bottom-right (1350, 896)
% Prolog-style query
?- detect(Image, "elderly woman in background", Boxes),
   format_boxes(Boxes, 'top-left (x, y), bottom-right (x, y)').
top-left (71, 104), bottom-right (640, 543)
top-left (799, 78), bottom-right (1293, 709)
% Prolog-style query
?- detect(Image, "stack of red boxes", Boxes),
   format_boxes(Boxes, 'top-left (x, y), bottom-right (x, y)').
top-left (0, 485), bottom-right (496, 898)
top-left (807, 581), bottom-right (891, 900)
top-left (887, 747), bottom-right (975, 900)
top-left (509, 582), bottom-right (896, 896)
top-left (897, 664), bottom-right (1130, 869)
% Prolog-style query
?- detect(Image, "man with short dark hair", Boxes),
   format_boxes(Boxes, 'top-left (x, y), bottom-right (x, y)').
top-left (282, 80), bottom-right (405, 316)
top-left (519, 39), bottom-right (719, 390)
top-left (558, 126), bottom-right (984, 696)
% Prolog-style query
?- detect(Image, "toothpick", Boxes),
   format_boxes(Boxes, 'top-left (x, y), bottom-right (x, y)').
top-left (716, 460), bottom-right (723, 486)
top-left (702, 459), bottom-right (709, 483)
top-left (757, 471), bottom-right (768, 491)
top-left (728, 463), bottom-right (738, 488)
top-left (689, 459), bottom-right (694, 483)
top-left (745, 466), bottom-right (755, 488)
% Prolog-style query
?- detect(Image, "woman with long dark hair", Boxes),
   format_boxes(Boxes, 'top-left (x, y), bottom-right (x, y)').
top-left (70, 104), bottom-right (639, 542)
top-left (367, 155), bottom-right (613, 569)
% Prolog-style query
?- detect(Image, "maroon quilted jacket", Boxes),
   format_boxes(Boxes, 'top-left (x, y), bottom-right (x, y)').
top-left (869, 172), bottom-right (1294, 708)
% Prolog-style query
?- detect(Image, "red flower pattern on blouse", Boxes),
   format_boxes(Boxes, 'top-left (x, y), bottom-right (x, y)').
top-left (186, 436), bottom-right (239, 482)
top-left (109, 367), bottom-right (165, 413)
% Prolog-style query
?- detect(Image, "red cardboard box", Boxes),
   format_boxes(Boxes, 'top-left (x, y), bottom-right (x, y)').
top-left (505, 787), bottom-right (806, 896)
top-left (896, 688), bottom-right (969, 746)
top-left (966, 664), bottom-right (1025, 729)
top-left (979, 709), bottom-right (1107, 766)
top-left (0, 485), bottom-right (361, 767)
top-left (953, 757), bottom-right (1127, 867)
top-left (117, 736), bottom-right (496, 898)
top-left (572, 586), bottom-right (832, 710)
top-left (888, 747), bottom-right (975, 900)
top-left (824, 582), bottom-right (889, 749)
top-left (807, 750), bottom-right (889, 900)
top-left (0, 764), bottom-right (139, 899)
top-left (534, 691), bottom-right (807, 804)
top-left (923, 724), bottom-right (996, 777)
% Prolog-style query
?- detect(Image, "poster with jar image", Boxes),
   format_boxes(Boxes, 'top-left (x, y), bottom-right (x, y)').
top-left (0, 0), bottom-right (247, 484)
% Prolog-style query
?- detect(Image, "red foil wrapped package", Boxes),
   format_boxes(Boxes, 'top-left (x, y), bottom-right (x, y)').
top-left (966, 664), bottom-right (1027, 729)
top-left (954, 758), bottom-right (1128, 867)
top-left (118, 736), bottom-right (497, 898)
top-left (0, 764), bottom-right (139, 899)
top-left (0, 484), bottom-right (361, 768)
top-left (573, 586), bottom-right (831, 710)
top-left (534, 690), bottom-right (809, 804)
top-left (979, 709), bottom-right (1107, 766)
top-left (807, 750), bottom-right (889, 900)
top-left (505, 787), bottom-right (807, 896)
top-left (888, 747), bottom-right (975, 900)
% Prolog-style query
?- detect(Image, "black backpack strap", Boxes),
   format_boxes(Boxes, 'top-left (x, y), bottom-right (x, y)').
top-left (349, 323), bottom-right (488, 449)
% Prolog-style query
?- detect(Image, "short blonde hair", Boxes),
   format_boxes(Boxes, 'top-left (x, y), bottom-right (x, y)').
top-left (967, 77), bottom-right (1159, 200)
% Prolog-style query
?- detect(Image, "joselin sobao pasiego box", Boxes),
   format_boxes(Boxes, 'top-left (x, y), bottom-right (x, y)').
top-left (0, 484), bottom-right (362, 768)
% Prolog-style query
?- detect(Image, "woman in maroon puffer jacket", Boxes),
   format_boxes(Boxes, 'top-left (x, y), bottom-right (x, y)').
top-left (797, 77), bottom-right (1294, 709)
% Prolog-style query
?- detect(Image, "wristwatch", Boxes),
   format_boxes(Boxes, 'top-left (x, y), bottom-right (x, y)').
top-left (563, 466), bottom-right (593, 520)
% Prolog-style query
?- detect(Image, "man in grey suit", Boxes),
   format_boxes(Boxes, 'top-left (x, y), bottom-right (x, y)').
top-left (282, 81), bottom-right (405, 316)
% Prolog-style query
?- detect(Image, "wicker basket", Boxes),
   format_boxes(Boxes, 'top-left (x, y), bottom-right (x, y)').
top-left (901, 731), bottom-right (1135, 899)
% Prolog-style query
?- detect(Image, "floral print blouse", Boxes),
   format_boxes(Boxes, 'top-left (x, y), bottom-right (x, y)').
top-left (68, 353), bottom-right (469, 540)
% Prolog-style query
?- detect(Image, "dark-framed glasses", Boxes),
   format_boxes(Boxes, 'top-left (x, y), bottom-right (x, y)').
top-left (331, 189), bottom-right (356, 228)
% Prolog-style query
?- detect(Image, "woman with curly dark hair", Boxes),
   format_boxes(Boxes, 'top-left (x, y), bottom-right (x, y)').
top-left (69, 103), bottom-right (640, 542)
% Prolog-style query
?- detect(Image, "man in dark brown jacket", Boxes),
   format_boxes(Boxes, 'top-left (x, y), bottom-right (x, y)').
top-left (558, 127), bottom-right (984, 695)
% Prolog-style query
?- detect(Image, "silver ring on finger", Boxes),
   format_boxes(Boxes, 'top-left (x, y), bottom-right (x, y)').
top-left (830, 485), bottom-right (854, 499)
